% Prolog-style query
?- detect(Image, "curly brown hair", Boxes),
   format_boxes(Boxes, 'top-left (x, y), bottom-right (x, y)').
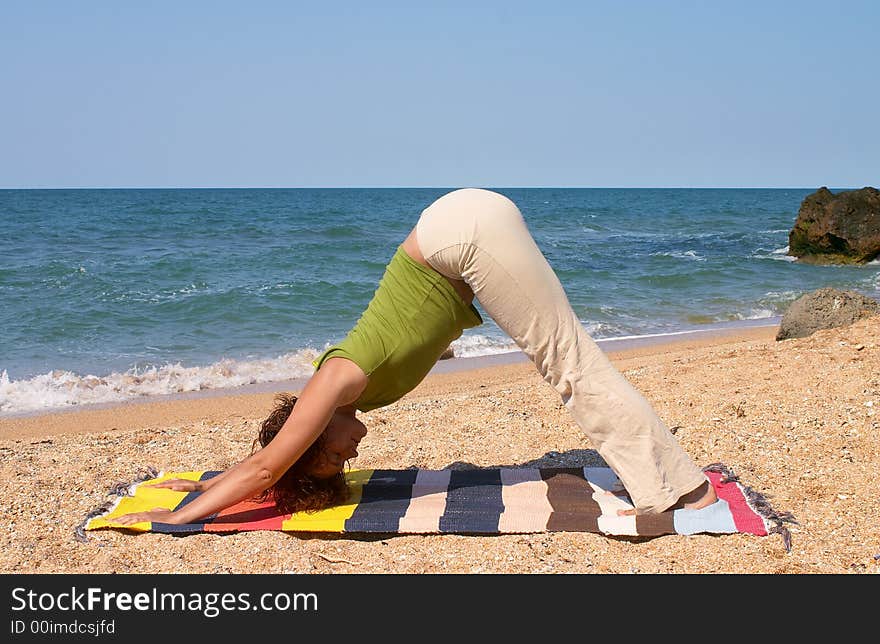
top-left (251, 393), bottom-right (349, 514)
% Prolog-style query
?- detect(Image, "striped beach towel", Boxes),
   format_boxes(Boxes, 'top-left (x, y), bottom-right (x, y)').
top-left (79, 463), bottom-right (796, 550)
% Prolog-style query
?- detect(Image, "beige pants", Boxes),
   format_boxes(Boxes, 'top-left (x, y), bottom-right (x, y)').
top-left (416, 188), bottom-right (706, 513)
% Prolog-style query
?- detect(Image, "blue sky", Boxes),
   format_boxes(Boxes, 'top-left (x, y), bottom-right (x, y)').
top-left (2, 1), bottom-right (877, 188)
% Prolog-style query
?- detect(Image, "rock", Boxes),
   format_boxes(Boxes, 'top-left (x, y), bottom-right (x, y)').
top-left (439, 345), bottom-right (455, 360)
top-left (788, 186), bottom-right (880, 264)
top-left (776, 287), bottom-right (880, 340)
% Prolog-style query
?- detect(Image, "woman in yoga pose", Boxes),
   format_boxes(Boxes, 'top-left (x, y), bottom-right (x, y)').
top-left (117, 188), bottom-right (716, 526)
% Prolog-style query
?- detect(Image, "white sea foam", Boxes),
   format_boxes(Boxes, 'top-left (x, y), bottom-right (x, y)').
top-left (450, 334), bottom-right (518, 358)
top-left (733, 290), bottom-right (801, 319)
top-left (0, 349), bottom-right (324, 416)
top-left (596, 319), bottom-right (778, 344)
top-left (750, 246), bottom-right (796, 262)
top-left (732, 308), bottom-right (776, 321)
top-left (649, 250), bottom-right (706, 261)
top-left (451, 321), bottom-right (612, 358)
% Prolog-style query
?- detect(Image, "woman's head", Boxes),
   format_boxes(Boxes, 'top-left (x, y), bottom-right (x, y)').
top-left (253, 393), bottom-right (367, 514)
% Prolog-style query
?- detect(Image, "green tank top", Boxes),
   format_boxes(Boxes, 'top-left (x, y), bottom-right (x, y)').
top-left (312, 246), bottom-right (483, 412)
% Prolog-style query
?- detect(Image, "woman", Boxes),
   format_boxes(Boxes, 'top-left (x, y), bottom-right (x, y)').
top-left (117, 188), bottom-right (716, 526)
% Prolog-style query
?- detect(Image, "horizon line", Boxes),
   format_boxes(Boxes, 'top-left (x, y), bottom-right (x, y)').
top-left (0, 185), bottom-right (861, 191)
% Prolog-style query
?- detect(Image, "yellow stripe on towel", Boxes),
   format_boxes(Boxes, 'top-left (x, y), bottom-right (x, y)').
top-left (86, 471), bottom-right (203, 532)
top-left (281, 469), bottom-right (374, 532)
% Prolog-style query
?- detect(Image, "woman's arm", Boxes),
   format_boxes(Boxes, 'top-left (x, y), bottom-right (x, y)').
top-left (146, 469), bottom-right (230, 492)
top-left (116, 358), bottom-right (367, 525)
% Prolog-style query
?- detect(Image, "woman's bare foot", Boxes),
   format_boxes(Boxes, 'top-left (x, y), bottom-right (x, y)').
top-left (616, 479), bottom-right (718, 516)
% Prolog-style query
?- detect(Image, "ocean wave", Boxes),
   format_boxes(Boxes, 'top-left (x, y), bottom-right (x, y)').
top-left (743, 290), bottom-right (802, 317)
top-left (648, 250), bottom-right (706, 262)
top-left (450, 319), bottom-right (676, 356)
top-left (732, 308), bottom-right (777, 321)
top-left (99, 282), bottom-right (214, 304)
top-left (750, 245), bottom-right (797, 262)
top-left (6, 322), bottom-right (639, 414)
top-left (324, 224), bottom-right (366, 239)
top-left (686, 308), bottom-right (778, 325)
top-left (761, 290), bottom-right (800, 302)
top-left (0, 349), bottom-right (324, 416)
top-left (450, 334), bottom-right (518, 358)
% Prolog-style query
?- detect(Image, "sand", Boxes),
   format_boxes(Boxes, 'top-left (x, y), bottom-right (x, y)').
top-left (1, 321), bottom-right (878, 575)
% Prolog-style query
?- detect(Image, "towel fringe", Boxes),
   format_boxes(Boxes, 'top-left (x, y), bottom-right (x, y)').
top-left (74, 466), bottom-right (160, 543)
top-left (702, 462), bottom-right (797, 552)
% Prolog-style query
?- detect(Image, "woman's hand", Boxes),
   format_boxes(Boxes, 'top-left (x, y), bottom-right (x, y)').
top-left (146, 478), bottom-right (203, 492)
top-left (115, 508), bottom-right (185, 526)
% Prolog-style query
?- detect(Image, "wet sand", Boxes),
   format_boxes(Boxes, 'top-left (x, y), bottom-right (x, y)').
top-left (2, 320), bottom-right (878, 574)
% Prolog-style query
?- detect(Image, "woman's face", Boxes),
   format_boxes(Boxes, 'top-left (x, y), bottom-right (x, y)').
top-left (306, 411), bottom-right (367, 479)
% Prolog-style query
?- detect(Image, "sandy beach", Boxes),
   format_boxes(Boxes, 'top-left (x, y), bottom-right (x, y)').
top-left (2, 320), bottom-right (878, 575)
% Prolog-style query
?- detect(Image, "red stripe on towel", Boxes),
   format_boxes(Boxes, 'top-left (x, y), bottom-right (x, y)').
top-left (203, 498), bottom-right (286, 532)
top-left (706, 470), bottom-right (767, 536)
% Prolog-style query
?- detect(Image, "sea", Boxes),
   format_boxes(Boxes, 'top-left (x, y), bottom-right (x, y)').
top-left (2, 187), bottom-right (878, 416)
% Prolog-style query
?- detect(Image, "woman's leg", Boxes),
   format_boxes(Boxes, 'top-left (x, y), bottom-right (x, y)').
top-left (416, 188), bottom-right (709, 514)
